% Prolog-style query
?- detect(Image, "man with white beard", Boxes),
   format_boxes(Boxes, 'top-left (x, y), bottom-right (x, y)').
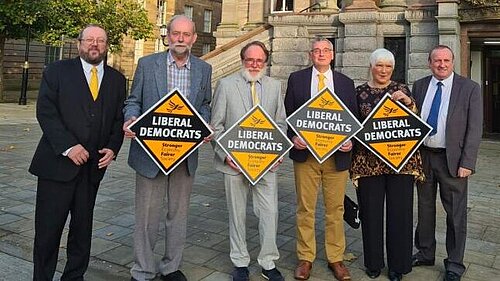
top-left (210, 41), bottom-right (287, 281)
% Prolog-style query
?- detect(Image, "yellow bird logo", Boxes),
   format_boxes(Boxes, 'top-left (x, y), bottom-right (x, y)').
top-left (250, 116), bottom-right (265, 127)
top-left (383, 105), bottom-right (398, 116)
top-left (320, 97), bottom-right (335, 108)
top-left (166, 100), bottom-right (184, 113)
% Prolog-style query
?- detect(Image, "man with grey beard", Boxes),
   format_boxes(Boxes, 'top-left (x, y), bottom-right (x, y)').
top-left (210, 41), bottom-right (286, 281)
top-left (123, 15), bottom-right (212, 281)
top-left (30, 24), bottom-right (126, 281)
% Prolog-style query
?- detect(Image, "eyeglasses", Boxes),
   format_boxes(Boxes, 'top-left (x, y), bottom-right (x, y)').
top-left (244, 58), bottom-right (265, 66)
top-left (80, 38), bottom-right (107, 45)
top-left (311, 48), bottom-right (333, 55)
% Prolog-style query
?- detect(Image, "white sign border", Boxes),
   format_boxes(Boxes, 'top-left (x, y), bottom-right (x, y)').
top-left (286, 87), bottom-right (363, 163)
top-left (127, 87), bottom-right (214, 175)
top-left (354, 93), bottom-right (433, 172)
top-left (216, 104), bottom-right (293, 185)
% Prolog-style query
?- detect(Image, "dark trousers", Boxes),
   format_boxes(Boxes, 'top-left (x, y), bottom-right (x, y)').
top-left (33, 165), bottom-right (99, 281)
top-left (415, 150), bottom-right (468, 276)
top-left (357, 174), bottom-right (414, 274)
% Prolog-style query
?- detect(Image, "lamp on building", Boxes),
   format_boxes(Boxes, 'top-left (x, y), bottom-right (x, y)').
top-left (159, 24), bottom-right (169, 47)
top-left (19, 26), bottom-right (31, 105)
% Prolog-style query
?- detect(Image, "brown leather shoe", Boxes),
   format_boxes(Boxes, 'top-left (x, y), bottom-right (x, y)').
top-left (328, 261), bottom-right (351, 280)
top-left (294, 260), bottom-right (312, 280)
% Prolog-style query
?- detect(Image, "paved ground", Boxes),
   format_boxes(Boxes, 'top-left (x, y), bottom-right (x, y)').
top-left (0, 102), bottom-right (499, 281)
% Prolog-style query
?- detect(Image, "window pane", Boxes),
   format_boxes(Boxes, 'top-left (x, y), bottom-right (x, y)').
top-left (184, 5), bottom-right (193, 19)
top-left (203, 43), bottom-right (211, 55)
top-left (157, 0), bottom-right (166, 25)
top-left (271, 0), bottom-right (293, 12)
top-left (384, 37), bottom-right (406, 84)
top-left (204, 10), bottom-right (212, 33)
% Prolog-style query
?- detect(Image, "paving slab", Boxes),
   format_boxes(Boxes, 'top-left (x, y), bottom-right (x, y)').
top-left (0, 103), bottom-right (499, 280)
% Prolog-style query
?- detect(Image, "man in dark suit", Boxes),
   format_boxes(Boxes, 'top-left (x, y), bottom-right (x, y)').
top-left (29, 24), bottom-right (126, 281)
top-left (284, 38), bottom-right (358, 281)
top-left (122, 15), bottom-right (212, 281)
top-left (411, 45), bottom-right (483, 281)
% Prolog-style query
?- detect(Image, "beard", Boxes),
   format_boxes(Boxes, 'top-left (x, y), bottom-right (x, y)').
top-left (169, 43), bottom-right (191, 57)
top-left (80, 48), bottom-right (107, 65)
top-left (241, 67), bottom-right (266, 82)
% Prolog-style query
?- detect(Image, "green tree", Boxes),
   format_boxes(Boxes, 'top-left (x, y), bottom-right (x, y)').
top-left (462, 0), bottom-right (500, 5)
top-left (0, 0), bottom-right (153, 101)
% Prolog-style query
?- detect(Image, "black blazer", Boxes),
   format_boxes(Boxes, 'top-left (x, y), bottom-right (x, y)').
top-left (412, 73), bottom-right (483, 176)
top-left (284, 67), bottom-right (358, 171)
top-left (29, 57), bottom-right (126, 182)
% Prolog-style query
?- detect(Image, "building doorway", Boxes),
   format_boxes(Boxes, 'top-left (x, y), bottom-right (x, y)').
top-left (484, 47), bottom-right (500, 135)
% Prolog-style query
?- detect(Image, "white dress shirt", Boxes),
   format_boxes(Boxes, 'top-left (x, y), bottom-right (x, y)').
top-left (310, 66), bottom-right (334, 97)
top-left (421, 73), bottom-right (454, 148)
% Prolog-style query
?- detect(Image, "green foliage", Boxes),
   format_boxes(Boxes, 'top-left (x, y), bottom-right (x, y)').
top-left (0, 0), bottom-right (153, 52)
top-left (0, 0), bottom-right (47, 39)
top-left (463, 0), bottom-right (500, 6)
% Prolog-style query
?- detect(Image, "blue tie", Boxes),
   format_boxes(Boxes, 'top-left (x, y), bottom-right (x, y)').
top-left (427, 81), bottom-right (443, 136)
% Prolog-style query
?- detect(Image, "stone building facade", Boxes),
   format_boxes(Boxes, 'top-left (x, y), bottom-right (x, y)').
top-left (109, 0), bottom-right (222, 80)
top-left (210, 0), bottom-right (500, 134)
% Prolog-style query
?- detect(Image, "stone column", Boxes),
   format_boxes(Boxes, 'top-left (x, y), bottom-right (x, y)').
top-left (436, 0), bottom-right (461, 73)
top-left (218, 0), bottom-right (239, 31)
top-left (380, 0), bottom-right (407, 10)
top-left (245, 0), bottom-right (266, 29)
top-left (339, 6), bottom-right (379, 83)
top-left (321, 0), bottom-right (340, 12)
top-left (405, 5), bottom-right (438, 84)
top-left (344, 0), bottom-right (378, 10)
top-left (214, 0), bottom-right (249, 46)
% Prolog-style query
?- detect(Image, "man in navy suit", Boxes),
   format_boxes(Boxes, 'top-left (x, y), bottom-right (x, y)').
top-left (411, 45), bottom-right (483, 281)
top-left (30, 24), bottom-right (126, 281)
top-left (284, 38), bottom-right (357, 281)
top-left (123, 15), bottom-right (212, 281)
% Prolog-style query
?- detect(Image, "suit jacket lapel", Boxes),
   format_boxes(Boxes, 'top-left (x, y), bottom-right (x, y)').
top-left (235, 73), bottom-right (252, 112)
top-left (99, 66), bottom-right (113, 132)
top-left (302, 67), bottom-right (313, 105)
top-left (446, 73), bottom-right (461, 125)
top-left (73, 58), bottom-right (91, 114)
top-left (260, 76), bottom-right (268, 111)
top-left (155, 52), bottom-right (168, 99)
top-left (189, 55), bottom-right (201, 105)
top-left (415, 76), bottom-right (432, 110)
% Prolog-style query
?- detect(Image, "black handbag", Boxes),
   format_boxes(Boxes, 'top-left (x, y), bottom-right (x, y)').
top-left (343, 195), bottom-right (360, 229)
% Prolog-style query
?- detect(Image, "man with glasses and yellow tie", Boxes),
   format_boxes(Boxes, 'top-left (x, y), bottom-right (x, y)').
top-left (30, 24), bottom-right (126, 281)
top-left (284, 37), bottom-right (358, 281)
top-left (411, 45), bottom-right (483, 281)
top-left (211, 41), bottom-right (287, 281)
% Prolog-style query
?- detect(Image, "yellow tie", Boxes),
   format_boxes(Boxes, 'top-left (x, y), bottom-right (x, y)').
top-left (90, 67), bottom-right (99, 101)
top-left (318, 73), bottom-right (325, 92)
top-left (251, 81), bottom-right (259, 106)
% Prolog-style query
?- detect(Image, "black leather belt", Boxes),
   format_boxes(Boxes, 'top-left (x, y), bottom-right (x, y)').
top-left (422, 146), bottom-right (446, 153)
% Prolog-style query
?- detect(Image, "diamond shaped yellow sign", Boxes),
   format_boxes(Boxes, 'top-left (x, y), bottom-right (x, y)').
top-left (354, 93), bottom-right (432, 172)
top-left (216, 105), bottom-right (293, 185)
top-left (128, 89), bottom-right (213, 175)
top-left (286, 88), bottom-right (362, 163)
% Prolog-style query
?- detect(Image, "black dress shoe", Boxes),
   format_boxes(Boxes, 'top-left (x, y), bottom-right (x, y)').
top-left (388, 271), bottom-right (402, 281)
top-left (443, 271), bottom-right (461, 281)
top-left (411, 255), bottom-right (435, 267)
top-left (160, 270), bottom-right (187, 281)
top-left (365, 268), bottom-right (381, 279)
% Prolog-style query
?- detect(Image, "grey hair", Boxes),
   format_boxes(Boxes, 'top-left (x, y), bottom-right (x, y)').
top-left (167, 15), bottom-right (196, 34)
top-left (369, 48), bottom-right (395, 67)
top-left (311, 37), bottom-right (334, 50)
